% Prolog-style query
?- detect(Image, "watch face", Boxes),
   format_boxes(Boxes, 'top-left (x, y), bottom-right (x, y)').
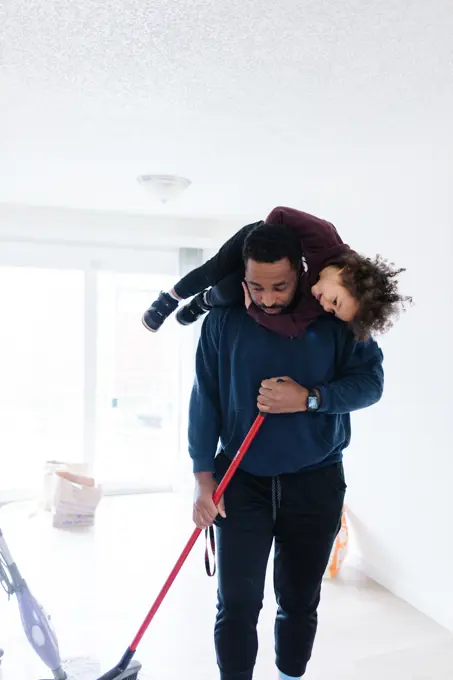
top-left (308, 395), bottom-right (319, 411)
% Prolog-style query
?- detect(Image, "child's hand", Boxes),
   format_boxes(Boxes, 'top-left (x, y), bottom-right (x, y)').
top-left (242, 281), bottom-right (252, 309)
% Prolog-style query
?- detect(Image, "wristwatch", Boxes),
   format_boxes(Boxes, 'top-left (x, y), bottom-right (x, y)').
top-left (307, 389), bottom-right (321, 412)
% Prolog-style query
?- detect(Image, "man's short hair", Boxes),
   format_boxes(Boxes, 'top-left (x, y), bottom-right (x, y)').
top-left (242, 222), bottom-right (302, 270)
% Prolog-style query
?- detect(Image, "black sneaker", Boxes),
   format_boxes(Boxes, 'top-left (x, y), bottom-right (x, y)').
top-left (142, 291), bottom-right (179, 332)
top-left (176, 291), bottom-right (211, 326)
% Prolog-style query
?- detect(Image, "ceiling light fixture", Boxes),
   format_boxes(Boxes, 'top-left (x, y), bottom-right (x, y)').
top-left (137, 174), bottom-right (191, 204)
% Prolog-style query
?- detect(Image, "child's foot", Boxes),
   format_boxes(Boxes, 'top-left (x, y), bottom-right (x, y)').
top-left (142, 291), bottom-right (179, 332)
top-left (176, 291), bottom-right (211, 326)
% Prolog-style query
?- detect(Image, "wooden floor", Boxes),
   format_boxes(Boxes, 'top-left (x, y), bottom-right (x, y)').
top-left (1, 494), bottom-right (452, 679)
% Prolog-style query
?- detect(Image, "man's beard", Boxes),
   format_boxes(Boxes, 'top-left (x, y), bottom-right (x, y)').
top-left (258, 303), bottom-right (287, 314)
top-left (257, 290), bottom-right (300, 315)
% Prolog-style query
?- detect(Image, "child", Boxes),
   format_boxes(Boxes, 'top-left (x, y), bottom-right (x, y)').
top-left (142, 206), bottom-right (410, 341)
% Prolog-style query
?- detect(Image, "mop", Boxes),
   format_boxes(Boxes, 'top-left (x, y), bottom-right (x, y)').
top-left (0, 527), bottom-right (141, 680)
top-left (0, 413), bottom-right (265, 680)
top-left (96, 412), bottom-right (266, 680)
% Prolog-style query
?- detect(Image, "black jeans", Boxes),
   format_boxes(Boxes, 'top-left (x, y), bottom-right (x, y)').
top-left (205, 270), bottom-right (244, 307)
top-left (173, 222), bottom-right (261, 303)
top-left (213, 453), bottom-right (346, 680)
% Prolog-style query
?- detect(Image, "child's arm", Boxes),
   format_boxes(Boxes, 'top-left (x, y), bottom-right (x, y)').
top-left (173, 222), bottom-right (261, 299)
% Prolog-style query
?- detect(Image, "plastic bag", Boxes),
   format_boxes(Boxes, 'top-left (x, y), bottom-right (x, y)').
top-left (41, 460), bottom-right (90, 511)
top-left (324, 506), bottom-right (349, 579)
top-left (51, 465), bottom-right (102, 529)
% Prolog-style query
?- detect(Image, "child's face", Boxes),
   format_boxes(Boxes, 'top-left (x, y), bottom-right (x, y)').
top-left (311, 267), bottom-right (359, 322)
top-left (244, 258), bottom-right (299, 314)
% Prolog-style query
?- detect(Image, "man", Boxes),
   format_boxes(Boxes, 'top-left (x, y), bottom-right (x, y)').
top-left (189, 222), bottom-right (384, 680)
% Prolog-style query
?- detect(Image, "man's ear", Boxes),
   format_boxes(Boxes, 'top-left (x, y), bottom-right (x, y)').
top-left (242, 281), bottom-right (252, 309)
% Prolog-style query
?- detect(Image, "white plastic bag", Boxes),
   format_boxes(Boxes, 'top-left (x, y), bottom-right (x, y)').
top-left (41, 460), bottom-right (90, 511)
top-left (51, 467), bottom-right (102, 529)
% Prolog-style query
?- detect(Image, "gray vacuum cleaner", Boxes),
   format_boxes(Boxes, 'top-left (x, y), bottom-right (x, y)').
top-left (0, 526), bottom-right (140, 680)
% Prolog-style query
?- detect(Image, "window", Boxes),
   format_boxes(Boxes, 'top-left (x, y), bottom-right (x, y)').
top-left (0, 267), bottom-right (84, 497)
top-left (95, 272), bottom-right (181, 492)
top-left (0, 242), bottom-right (196, 502)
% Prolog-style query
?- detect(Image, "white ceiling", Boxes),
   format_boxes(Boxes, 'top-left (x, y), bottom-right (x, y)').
top-left (1, 0), bottom-right (452, 219)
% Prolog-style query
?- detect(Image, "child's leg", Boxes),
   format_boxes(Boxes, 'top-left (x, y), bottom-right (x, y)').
top-left (176, 269), bottom-right (244, 326)
top-left (142, 259), bottom-right (234, 333)
top-left (141, 263), bottom-right (213, 332)
top-left (205, 270), bottom-right (245, 307)
top-left (173, 222), bottom-right (254, 299)
top-left (142, 223), bottom-right (256, 332)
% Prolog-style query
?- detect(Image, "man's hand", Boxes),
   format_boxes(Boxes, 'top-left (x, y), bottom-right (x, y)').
top-left (242, 281), bottom-right (252, 309)
top-left (258, 377), bottom-right (308, 414)
top-left (193, 473), bottom-right (226, 529)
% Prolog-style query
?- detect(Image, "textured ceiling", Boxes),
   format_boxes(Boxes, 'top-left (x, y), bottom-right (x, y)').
top-left (1, 0), bottom-right (452, 218)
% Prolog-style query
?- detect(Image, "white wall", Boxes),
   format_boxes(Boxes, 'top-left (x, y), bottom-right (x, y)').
top-left (0, 202), bottom-right (236, 252)
top-left (336, 167), bottom-right (453, 630)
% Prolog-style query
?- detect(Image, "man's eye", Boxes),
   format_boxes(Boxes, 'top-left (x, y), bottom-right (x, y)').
top-left (332, 298), bottom-right (338, 306)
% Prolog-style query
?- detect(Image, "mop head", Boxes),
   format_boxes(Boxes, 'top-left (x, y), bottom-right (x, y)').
top-left (43, 658), bottom-right (144, 680)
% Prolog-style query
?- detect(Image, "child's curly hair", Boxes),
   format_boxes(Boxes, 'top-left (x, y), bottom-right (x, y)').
top-left (337, 252), bottom-right (413, 341)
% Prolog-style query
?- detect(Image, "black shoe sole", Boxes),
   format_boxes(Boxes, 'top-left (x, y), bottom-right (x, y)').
top-left (176, 312), bottom-right (208, 326)
top-left (141, 315), bottom-right (158, 332)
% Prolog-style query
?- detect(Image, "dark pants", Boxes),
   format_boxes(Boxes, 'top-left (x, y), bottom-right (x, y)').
top-left (214, 453), bottom-right (346, 680)
top-left (173, 222), bottom-right (261, 303)
top-left (205, 270), bottom-right (244, 307)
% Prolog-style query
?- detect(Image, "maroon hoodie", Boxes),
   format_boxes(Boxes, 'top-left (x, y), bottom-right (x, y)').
top-left (247, 206), bottom-right (352, 337)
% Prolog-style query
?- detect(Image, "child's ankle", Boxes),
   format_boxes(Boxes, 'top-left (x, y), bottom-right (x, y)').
top-left (202, 290), bottom-right (213, 309)
top-left (169, 288), bottom-right (182, 301)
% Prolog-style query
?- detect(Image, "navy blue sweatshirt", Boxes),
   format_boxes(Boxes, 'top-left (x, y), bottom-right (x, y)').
top-left (189, 307), bottom-right (384, 477)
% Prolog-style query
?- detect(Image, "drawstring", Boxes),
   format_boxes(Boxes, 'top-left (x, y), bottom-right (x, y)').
top-left (272, 476), bottom-right (282, 522)
top-left (205, 476), bottom-right (282, 577)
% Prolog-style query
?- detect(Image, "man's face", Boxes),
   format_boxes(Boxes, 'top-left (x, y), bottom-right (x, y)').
top-left (244, 258), bottom-right (299, 314)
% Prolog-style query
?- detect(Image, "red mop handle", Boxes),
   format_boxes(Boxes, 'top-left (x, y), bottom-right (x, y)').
top-left (212, 413), bottom-right (265, 503)
top-left (129, 412), bottom-right (266, 652)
